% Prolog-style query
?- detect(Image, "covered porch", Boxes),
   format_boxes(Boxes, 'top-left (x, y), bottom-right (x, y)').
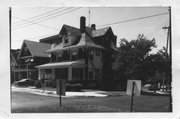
top-left (36, 60), bottom-right (86, 81)
top-left (36, 60), bottom-right (86, 95)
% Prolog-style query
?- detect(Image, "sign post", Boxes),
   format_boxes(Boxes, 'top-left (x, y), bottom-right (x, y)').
top-left (59, 80), bottom-right (62, 107)
top-left (130, 82), bottom-right (135, 112)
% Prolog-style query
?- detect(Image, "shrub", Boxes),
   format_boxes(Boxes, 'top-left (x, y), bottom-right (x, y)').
top-left (45, 80), bottom-right (56, 88)
top-left (35, 80), bottom-right (42, 88)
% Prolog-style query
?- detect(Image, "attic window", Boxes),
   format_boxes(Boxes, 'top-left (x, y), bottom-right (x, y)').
top-left (65, 37), bottom-right (68, 43)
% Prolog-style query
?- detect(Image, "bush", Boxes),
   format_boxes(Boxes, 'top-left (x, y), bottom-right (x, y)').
top-left (148, 84), bottom-right (159, 91)
top-left (45, 80), bottom-right (56, 88)
top-left (13, 78), bottom-right (36, 87)
top-left (35, 80), bottom-right (42, 88)
top-left (66, 83), bottom-right (83, 91)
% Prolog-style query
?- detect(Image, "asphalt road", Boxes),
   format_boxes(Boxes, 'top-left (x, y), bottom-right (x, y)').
top-left (11, 91), bottom-right (170, 113)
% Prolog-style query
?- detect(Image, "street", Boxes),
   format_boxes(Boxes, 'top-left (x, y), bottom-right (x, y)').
top-left (11, 91), bottom-right (170, 112)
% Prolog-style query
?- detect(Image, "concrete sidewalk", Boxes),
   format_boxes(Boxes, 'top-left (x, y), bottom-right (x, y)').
top-left (12, 86), bottom-right (126, 98)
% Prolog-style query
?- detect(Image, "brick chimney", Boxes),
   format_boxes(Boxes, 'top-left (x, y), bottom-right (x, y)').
top-left (80, 16), bottom-right (86, 33)
top-left (91, 24), bottom-right (96, 30)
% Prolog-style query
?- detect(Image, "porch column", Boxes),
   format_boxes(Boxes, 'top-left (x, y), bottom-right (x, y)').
top-left (52, 68), bottom-right (55, 80)
top-left (83, 66), bottom-right (85, 80)
top-left (14, 71), bottom-right (16, 82)
top-left (38, 68), bottom-right (41, 80)
top-left (68, 66), bottom-right (72, 81)
top-left (26, 64), bottom-right (28, 78)
top-left (18, 65), bottom-right (21, 80)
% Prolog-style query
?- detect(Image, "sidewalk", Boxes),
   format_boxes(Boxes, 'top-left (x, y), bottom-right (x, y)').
top-left (12, 86), bottom-right (126, 98)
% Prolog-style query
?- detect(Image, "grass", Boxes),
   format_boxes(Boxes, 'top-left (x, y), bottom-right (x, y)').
top-left (12, 104), bottom-right (123, 113)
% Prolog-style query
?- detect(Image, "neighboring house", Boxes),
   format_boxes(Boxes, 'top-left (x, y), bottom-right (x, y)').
top-left (11, 49), bottom-right (20, 83)
top-left (36, 16), bottom-right (118, 90)
top-left (11, 40), bottom-right (52, 81)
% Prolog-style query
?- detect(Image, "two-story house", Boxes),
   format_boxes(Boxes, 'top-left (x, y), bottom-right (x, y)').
top-left (11, 49), bottom-right (20, 83)
top-left (36, 16), bottom-right (118, 92)
top-left (12, 40), bottom-right (52, 81)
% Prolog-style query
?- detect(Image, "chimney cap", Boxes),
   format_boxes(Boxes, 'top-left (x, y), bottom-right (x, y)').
top-left (91, 24), bottom-right (96, 30)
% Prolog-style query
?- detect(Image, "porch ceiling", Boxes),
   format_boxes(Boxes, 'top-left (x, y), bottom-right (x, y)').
top-left (35, 60), bottom-right (85, 69)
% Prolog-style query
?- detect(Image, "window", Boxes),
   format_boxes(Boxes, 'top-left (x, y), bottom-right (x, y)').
top-left (71, 50), bottom-right (78, 61)
top-left (65, 38), bottom-right (68, 43)
top-left (57, 53), bottom-right (63, 62)
top-left (23, 47), bottom-right (31, 56)
top-left (72, 68), bottom-right (83, 80)
top-left (95, 69), bottom-right (100, 80)
top-left (78, 49), bottom-right (85, 59)
top-left (51, 53), bottom-right (56, 62)
top-left (62, 51), bottom-right (70, 61)
top-left (89, 71), bottom-right (93, 80)
top-left (95, 51), bottom-right (100, 56)
top-left (55, 68), bottom-right (68, 79)
top-left (89, 51), bottom-right (94, 60)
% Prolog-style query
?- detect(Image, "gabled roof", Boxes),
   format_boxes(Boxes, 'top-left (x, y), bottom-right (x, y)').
top-left (47, 33), bottom-right (104, 53)
top-left (76, 33), bottom-right (104, 49)
top-left (39, 34), bottom-right (59, 43)
top-left (111, 41), bottom-right (118, 52)
top-left (11, 49), bottom-right (20, 65)
top-left (18, 40), bottom-right (52, 58)
top-left (60, 24), bottom-right (82, 36)
top-left (92, 27), bottom-right (111, 37)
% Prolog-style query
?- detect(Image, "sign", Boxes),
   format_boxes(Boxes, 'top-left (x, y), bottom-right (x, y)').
top-left (56, 79), bottom-right (66, 96)
top-left (126, 80), bottom-right (141, 96)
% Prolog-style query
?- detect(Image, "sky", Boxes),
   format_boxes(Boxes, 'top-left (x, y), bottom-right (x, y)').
top-left (11, 7), bottom-right (169, 53)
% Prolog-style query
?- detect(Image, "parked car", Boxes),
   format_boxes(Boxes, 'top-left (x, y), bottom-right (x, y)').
top-left (13, 78), bottom-right (36, 87)
top-left (144, 84), bottom-right (151, 88)
top-left (148, 84), bottom-right (159, 91)
top-left (66, 83), bottom-right (83, 91)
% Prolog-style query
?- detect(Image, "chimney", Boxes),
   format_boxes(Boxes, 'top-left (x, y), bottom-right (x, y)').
top-left (91, 24), bottom-right (96, 30)
top-left (80, 16), bottom-right (86, 33)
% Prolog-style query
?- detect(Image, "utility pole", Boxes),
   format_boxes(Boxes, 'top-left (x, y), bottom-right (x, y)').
top-left (168, 6), bottom-right (172, 112)
top-left (162, 7), bottom-right (172, 112)
top-left (162, 26), bottom-right (169, 92)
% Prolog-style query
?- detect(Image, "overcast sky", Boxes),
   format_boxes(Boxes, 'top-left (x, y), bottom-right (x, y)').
top-left (11, 7), bottom-right (169, 53)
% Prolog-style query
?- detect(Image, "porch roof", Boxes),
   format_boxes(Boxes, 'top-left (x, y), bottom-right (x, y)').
top-left (36, 60), bottom-right (85, 69)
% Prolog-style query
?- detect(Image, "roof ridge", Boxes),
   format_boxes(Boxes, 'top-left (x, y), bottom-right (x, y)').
top-left (25, 40), bottom-right (52, 46)
top-left (64, 24), bottom-right (80, 30)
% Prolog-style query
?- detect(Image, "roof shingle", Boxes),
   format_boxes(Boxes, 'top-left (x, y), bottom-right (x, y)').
top-left (24, 40), bottom-right (51, 57)
top-left (47, 33), bottom-right (104, 53)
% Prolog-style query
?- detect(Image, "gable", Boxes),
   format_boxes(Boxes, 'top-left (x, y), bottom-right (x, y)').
top-left (18, 42), bottom-right (32, 59)
top-left (59, 25), bottom-right (82, 36)
top-left (10, 53), bottom-right (17, 66)
top-left (18, 40), bottom-right (51, 59)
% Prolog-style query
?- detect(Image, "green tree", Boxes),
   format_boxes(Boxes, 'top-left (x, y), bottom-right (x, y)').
top-left (144, 47), bottom-right (170, 85)
top-left (113, 34), bottom-right (157, 90)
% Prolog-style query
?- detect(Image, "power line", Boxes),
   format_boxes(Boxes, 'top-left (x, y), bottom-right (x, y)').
top-left (13, 7), bottom-right (71, 27)
top-left (12, 33), bottom-right (57, 42)
top-left (97, 12), bottom-right (169, 28)
top-left (13, 7), bottom-right (64, 25)
top-left (12, 16), bottom-right (59, 31)
top-left (12, 8), bottom-right (81, 30)
top-left (13, 8), bottom-right (75, 28)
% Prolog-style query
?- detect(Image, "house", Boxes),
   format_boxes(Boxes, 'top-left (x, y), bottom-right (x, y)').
top-left (11, 40), bottom-right (52, 81)
top-left (36, 16), bottom-right (118, 91)
top-left (11, 49), bottom-right (20, 83)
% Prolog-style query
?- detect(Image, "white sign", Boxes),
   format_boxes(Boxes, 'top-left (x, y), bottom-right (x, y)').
top-left (126, 80), bottom-right (141, 96)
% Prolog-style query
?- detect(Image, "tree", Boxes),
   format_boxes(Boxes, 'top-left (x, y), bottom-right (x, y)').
top-left (148, 47), bottom-right (170, 85)
top-left (113, 34), bottom-right (157, 90)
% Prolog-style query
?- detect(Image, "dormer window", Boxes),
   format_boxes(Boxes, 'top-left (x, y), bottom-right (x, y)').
top-left (65, 37), bottom-right (68, 44)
